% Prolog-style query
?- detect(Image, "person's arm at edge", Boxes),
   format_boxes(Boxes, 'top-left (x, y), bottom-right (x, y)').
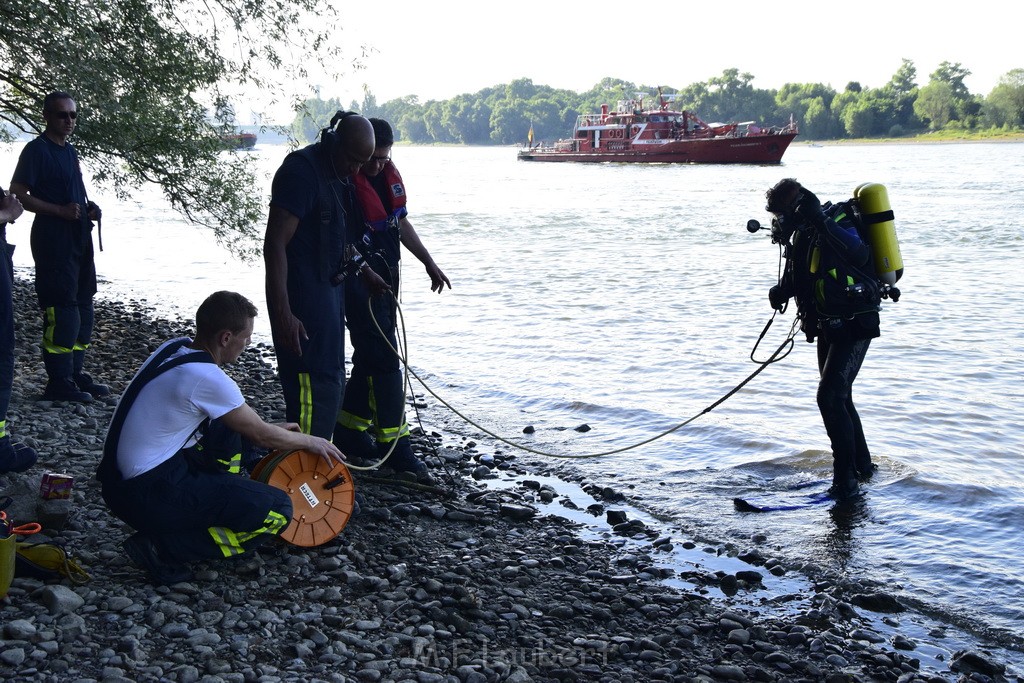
top-left (264, 206), bottom-right (306, 356)
top-left (218, 403), bottom-right (344, 464)
top-left (399, 217), bottom-right (450, 293)
top-left (9, 181), bottom-right (80, 221)
top-left (0, 191), bottom-right (24, 224)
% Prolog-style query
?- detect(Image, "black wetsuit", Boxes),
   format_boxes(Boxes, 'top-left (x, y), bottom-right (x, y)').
top-left (774, 202), bottom-right (880, 497)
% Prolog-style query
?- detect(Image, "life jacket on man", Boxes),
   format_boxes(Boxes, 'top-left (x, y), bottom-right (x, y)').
top-left (352, 164), bottom-right (405, 227)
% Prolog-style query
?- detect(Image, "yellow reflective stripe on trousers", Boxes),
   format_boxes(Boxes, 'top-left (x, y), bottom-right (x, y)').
top-left (298, 373), bottom-right (313, 434)
top-left (377, 422), bottom-right (411, 444)
top-left (207, 526), bottom-right (243, 558)
top-left (0, 419), bottom-right (6, 438)
top-left (338, 410), bottom-right (372, 431)
top-left (208, 510), bottom-right (289, 558)
top-left (367, 376), bottom-right (378, 422)
top-left (216, 452), bottom-right (242, 474)
top-left (232, 510), bottom-right (289, 546)
top-left (42, 307), bottom-right (74, 354)
top-left (365, 375), bottom-right (410, 443)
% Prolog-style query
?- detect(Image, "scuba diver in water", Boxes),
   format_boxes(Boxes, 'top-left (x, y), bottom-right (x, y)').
top-left (764, 178), bottom-right (882, 501)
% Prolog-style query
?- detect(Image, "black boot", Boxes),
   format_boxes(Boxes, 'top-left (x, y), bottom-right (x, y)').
top-left (828, 475), bottom-right (861, 501)
top-left (332, 424), bottom-right (378, 465)
top-left (855, 446), bottom-right (877, 480)
top-left (73, 351), bottom-right (110, 397)
top-left (856, 462), bottom-right (878, 481)
top-left (829, 449), bottom-right (862, 501)
top-left (42, 377), bottom-right (93, 403)
top-left (0, 435), bottom-right (38, 474)
top-left (73, 372), bottom-right (110, 398)
top-left (42, 351), bottom-right (92, 403)
top-left (124, 534), bottom-right (193, 585)
top-left (383, 437), bottom-right (434, 485)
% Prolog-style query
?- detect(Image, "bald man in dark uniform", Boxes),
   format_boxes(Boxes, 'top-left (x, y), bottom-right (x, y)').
top-left (264, 112), bottom-right (388, 438)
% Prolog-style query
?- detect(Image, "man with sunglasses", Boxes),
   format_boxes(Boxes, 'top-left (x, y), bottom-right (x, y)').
top-left (11, 92), bottom-right (106, 403)
top-left (764, 178), bottom-right (881, 502)
top-left (334, 118), bottom-right (449, 483)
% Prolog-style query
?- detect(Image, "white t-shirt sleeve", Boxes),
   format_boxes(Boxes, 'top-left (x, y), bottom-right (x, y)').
top-left (115, 353), bottom-right (246, 479)
top-left (189, 369), bottom-right (245, 420)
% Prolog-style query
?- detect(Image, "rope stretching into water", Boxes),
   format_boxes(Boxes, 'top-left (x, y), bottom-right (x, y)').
top-left (363, 293), bottom-right (800, 461)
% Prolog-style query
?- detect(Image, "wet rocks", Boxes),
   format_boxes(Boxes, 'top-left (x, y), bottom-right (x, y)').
top-left (850, 591), bottom-right (905, 613)
top-left (950, 650), bottom-right (1006, 678)
top-left (0, 280), bottom-right (1003, 682)
top-left (498, 503), bottom-right (536, 521)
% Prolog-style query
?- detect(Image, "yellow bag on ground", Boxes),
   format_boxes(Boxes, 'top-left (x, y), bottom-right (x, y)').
top-left (0, 534), bottom-right (15, 597)
top-left (14, 540), bottom-right (90, 585)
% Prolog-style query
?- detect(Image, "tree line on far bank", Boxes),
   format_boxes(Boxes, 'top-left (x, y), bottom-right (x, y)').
top-left (4, 0), bottom-right (1020, 261)
top-left (293, 61), bottom-right (1024, 145)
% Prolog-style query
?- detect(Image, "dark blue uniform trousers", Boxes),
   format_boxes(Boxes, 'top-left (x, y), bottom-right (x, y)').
top-left (101, 448), bottom-right (292, 565)
top-left (0, 239), bottom-right (16, 423)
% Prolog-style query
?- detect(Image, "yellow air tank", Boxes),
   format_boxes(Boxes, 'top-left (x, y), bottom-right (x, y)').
top-left (855, 182), bottom-right (904, 285)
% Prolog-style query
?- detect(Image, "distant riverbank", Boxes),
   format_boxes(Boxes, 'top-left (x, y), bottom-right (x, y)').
top-left (798, 131), bottom-right (1024, 145)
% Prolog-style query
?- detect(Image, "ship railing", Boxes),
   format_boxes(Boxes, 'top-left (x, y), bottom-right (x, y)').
top-left (577, 114), bottom-right (605, 128)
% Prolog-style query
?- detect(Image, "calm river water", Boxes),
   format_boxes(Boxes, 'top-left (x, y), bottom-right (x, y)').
top-left (4, 140), bottom-right (1023, 668)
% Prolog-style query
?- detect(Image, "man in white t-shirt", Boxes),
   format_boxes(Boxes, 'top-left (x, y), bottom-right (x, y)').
top-left (99, 291), bottom-right (345, 585)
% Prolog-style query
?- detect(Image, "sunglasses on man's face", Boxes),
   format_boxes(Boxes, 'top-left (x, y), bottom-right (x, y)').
top-left (49, 111), bottom-right (77, 120)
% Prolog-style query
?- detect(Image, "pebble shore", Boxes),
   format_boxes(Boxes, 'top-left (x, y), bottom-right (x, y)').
top-left (0, 278), bottom-right (1017, 683)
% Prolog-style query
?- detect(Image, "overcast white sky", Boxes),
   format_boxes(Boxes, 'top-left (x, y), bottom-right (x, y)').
top-left (320, 1), bottom-right (1017, 109)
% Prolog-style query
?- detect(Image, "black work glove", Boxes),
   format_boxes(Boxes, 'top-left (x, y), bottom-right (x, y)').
top-left (768, 285), bottom-right (787, 312)
top-left (796, 190), bottom-right (826, 230)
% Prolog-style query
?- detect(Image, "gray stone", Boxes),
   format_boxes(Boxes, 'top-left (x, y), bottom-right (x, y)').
top-left (727, 629), bottom-right (750, 645)
top-left (711, 663), bottom-right (746, 680)
top-left (3, 619), bottom-right (37, 639)
top-left (105, 596), bottom-right (134, 611)
top-left (41, 585), bottom-right (85, 615)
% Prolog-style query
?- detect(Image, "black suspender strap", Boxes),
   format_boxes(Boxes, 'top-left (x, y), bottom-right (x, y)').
top-left (97, 340), bottom-right (213, 484)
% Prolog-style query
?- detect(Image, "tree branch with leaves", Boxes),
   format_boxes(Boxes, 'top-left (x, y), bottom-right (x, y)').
top-left (0, 0), bottom-right (361, 258)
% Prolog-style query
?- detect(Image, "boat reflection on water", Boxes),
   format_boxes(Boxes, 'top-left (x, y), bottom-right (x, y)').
top-left (518, 93), bottom-right (797, 164)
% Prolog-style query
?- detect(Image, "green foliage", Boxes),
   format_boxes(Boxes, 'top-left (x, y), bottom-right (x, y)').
top-left (928, 61), bottom-right (983, 126)
top-left (439, 95), bottom-right (492, 144)
top-left (983, 69), bottom-right (1024, 128)
top-left (801, 97), bottom-right (834, 139)
top-left (489, 100), bottom-right (530, 145)
top-left (775, 84), bottom-right (837, 139)
top-left (842, 100), bottom-right (877, 138)
top-left (931, 61), bottom-right (972, 102)
top-left (879, 59), bottom-right (921, 132)
top-left (0, 0), bottom-right (356, 259)
top-left (295, 61), bottom-right (1022, 146)
top-left (915, 81), bottom-right (956, 130)
top-left (293, 97), bottom-right (345, 143)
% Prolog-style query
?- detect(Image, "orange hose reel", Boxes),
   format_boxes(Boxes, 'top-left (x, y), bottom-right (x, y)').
top-left (250, 449), bottom-right (355, 547)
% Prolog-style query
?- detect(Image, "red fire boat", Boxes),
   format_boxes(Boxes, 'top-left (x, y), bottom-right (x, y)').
top-left (518, 94), bottom-right (797, 164)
